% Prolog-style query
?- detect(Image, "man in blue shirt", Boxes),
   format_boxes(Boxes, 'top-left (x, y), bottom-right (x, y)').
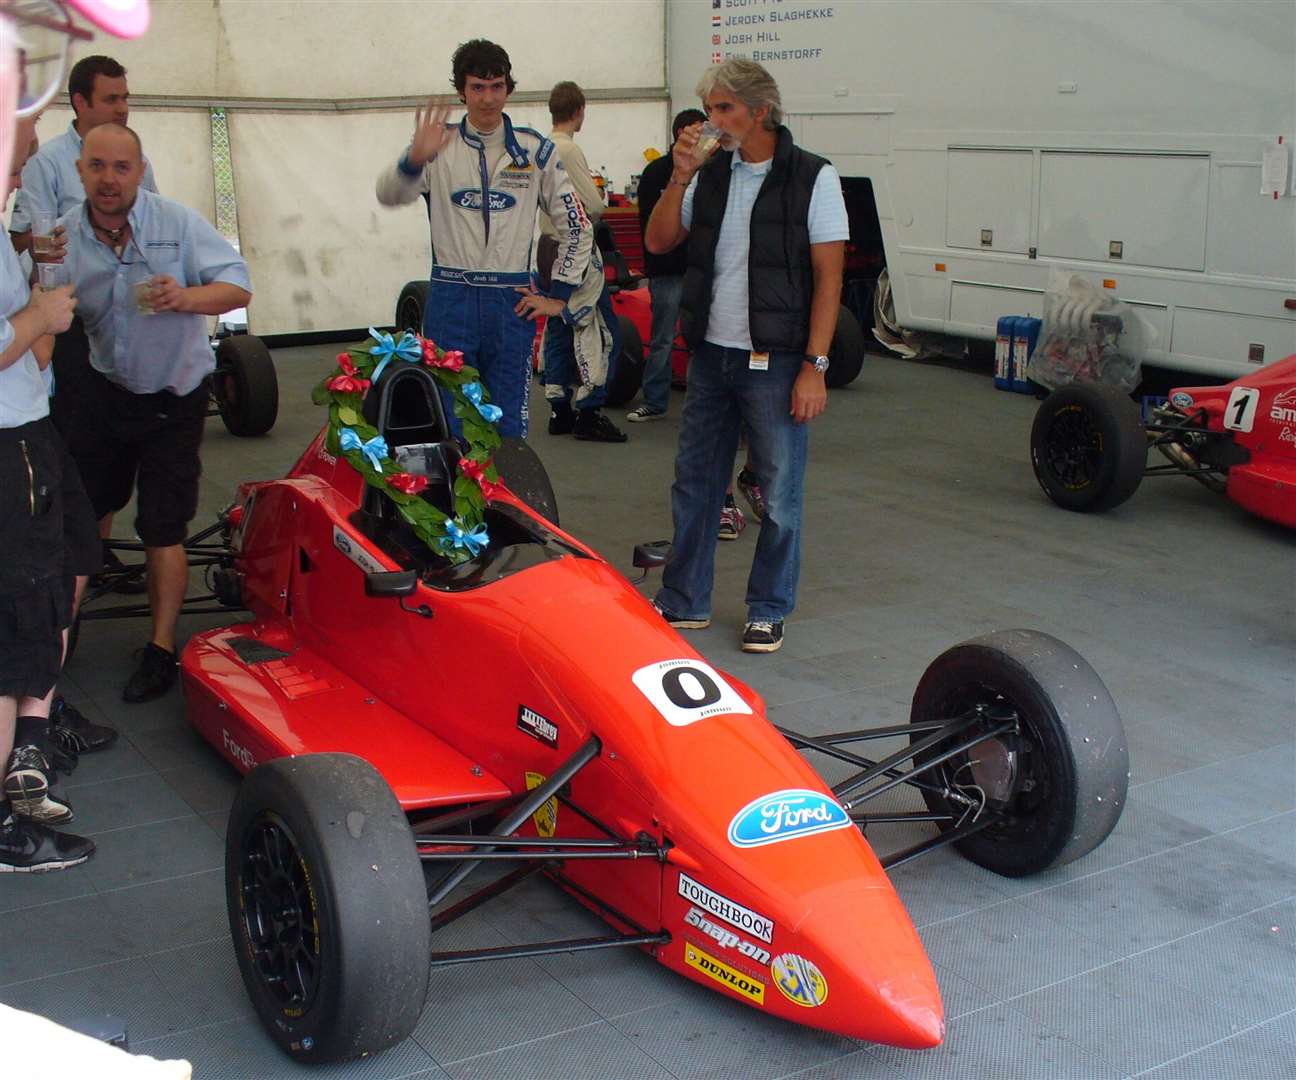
top-left (60, 122), bottom-right (250, 703)
top-left (645, 60), bottom-right (848, 654)
top-left (10, 55), bottom-right (157, 463)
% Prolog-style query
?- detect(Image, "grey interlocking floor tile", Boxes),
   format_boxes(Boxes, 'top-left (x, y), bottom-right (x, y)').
top-left (0, 893), bottom-right (137, 983)
top-left (1129, 744), bottom-right (1296, 833)
top-left (886, 850), bottom-right (1016, 929)
top-left (1132, 900), bottom-right (1296, 1029)
top-left (919, 899), bottom-right (1123, 1001)
top-left (532, 938), bottom-right (699, 1021)
top-left (59, 739), bottom-right (154, 789)
top-left (82, 814), bottom-right (224, 891)
top-left (144, 937), bottom-right (253, 1030)
top-left (1020, 833), bottom-right (1295, 953)
top-left (1009, 953), bottom-right (1257, 1075)
top-left (1134, 1011), bottom-right (1296, 1079)
top-left (0, 856), bottom-right (97, 913)
top-left (1229, 810), bottom-right (1296, 870)
top-left (865, 1001), bottom-right (1123, 1080)
top-left (159, 759), bottom-right (241, 815)
top-left (128, 722), bottom-right (228, 773)
top-left (135, 1018), bottom-right (438, 1079)
top-left (443, 1020), bottom-right (674, 1079)
top-left (65, 771), bottom-right (194, 833)
top-left (0, 956), bottom-right (190, 1042)
top-left (610, 997), bottom-right (857, 1080)
top-left (98, 869), bottom-right (227, 953)
top-left (412, 953), bottom-right (601, 1065)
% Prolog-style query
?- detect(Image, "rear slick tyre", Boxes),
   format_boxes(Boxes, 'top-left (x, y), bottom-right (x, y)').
top-left (826, 304), bottom-right (866, 389)
top-left (909, 629), bottom-right (1128, 877)
top-left (1030, 382), bottom-right (1146, 512)
top-left (606, 315), bottom-right (645, 407)
top-left (214, 335), bottom-right (278, 437)
top-left (226, 753), bottom-right (429, 1064)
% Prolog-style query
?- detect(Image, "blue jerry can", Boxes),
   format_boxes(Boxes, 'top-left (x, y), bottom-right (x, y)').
top-left (1011, 317), bottom-right (1041, 393)
top-left (994, 316), bottom-right (1017, 390)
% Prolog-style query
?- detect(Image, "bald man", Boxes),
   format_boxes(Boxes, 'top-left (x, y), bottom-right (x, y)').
top-left (57, 123), bottom-right (251, 703)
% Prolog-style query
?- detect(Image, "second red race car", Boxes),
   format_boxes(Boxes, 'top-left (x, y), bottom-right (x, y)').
top-left (176, 331), bottom-right (1128, 1065)
top-left (1030, 353), bottom-right (1296, 528)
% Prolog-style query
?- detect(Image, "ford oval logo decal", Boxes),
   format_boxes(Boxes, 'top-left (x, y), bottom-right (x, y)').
top-left (727, 789), bottom-right (852, 848)
top-left (451, 188), bottom-right (517, 211)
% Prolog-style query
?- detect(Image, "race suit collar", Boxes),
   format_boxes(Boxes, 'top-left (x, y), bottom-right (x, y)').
top-left (459, 113), bottom-right (529, 168)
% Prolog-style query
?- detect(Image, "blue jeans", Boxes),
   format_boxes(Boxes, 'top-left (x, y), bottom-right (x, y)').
top-left (541, 284), bottom-right (621, 412)
top-left (423, 279), bottom-right (536, 439)
top-left (656, 342), bottom-right (808, 623)
top-left (641, 275), bottom-right (684, 414)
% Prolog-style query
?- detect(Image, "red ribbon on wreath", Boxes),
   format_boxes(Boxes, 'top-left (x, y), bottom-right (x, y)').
top-left (457, 456), bottom-right (502, 498)
top-left (388, 472), bottom-right (430, 496)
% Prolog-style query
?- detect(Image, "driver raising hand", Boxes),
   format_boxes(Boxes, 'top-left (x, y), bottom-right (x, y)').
top-left (376, 39), bottom-right (594, 440)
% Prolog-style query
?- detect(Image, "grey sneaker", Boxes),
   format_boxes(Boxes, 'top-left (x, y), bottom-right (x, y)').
top-left (741, 620), bottom-right (784, 653)
top-left (625, 406), bottom-right (665, 423)
top-left (4, 745), bottom-right (74, 824)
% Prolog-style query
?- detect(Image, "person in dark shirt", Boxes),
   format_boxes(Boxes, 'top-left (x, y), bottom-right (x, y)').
top-left (625, 107), bottom-right (705, 423)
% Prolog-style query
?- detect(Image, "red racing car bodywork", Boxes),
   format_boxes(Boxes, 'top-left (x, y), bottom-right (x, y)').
top-left (1032, 353), bottom-right (1296, 527)
top-left (180, 361), bottom-right (1126, 1064)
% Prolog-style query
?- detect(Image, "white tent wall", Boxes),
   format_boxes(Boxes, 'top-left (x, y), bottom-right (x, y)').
top-left (229, 100), bottom-right (666, 335)
top-left (12, 106), bottom-right (216, 227)
top-left (64, 0), bottom-right (670, 335)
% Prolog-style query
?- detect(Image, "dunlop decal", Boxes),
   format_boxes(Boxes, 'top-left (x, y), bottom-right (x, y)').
top-left (684, 942), bottom-right (765, 1005)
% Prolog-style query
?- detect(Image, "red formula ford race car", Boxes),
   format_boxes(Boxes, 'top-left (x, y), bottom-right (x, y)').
top-left (1030, 354), bottom-right (1296, 528)
top-left (179, 337), bottom-right (1128, 1065)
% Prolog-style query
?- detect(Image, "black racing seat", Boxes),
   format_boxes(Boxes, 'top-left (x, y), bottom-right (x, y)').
top-left (361, 363), bottom-right (458, 518)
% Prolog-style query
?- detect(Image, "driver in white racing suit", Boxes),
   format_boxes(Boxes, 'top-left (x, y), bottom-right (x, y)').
top-left (376, 39), bottom-right (593, 439)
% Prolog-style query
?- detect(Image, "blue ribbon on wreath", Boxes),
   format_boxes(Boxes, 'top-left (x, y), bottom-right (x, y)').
top-left (339, 428), bottom-right (389, 473)
top-left (461, 381), bottom-right (503, 424)
top-left (368, 327), bottom-right (422, 382)
top-left (441, 518), bottom-right (490, 557)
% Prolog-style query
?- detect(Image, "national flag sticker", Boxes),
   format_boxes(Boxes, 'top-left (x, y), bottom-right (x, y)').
top-left (711, 51), bottom-right (722, 64)
top-left (712, 13), bottom-right (721, 25)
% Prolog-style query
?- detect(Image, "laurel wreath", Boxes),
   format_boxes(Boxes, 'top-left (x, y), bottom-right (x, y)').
top-left (310, 329), bottom-right (503, 565)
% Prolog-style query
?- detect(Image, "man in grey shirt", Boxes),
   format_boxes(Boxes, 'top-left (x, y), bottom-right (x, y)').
top-left (58, 123), bottom-right (250, 703)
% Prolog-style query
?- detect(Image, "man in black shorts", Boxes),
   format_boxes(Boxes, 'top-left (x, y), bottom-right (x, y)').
top-left (60, 123), bottom-right (250, 702)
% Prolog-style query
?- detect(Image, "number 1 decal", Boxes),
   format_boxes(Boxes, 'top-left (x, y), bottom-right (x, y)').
top-left (1223, 386), bottom-right (1260, 433)
top-left (632, 659), bottom-right (753, 726)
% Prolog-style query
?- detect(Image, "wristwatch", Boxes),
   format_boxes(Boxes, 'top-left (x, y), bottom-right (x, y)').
top-left (805, 354), bottom-right (830, 374)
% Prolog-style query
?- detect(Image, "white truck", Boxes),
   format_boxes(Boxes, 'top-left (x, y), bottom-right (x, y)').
top-left (667, 0), bottom-right (1296, 378)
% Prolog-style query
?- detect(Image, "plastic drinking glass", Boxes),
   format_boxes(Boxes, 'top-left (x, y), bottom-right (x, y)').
top-left (31, 210), bottom-right (57, 256)
top-left (693, 122), bottom-right (723, 161)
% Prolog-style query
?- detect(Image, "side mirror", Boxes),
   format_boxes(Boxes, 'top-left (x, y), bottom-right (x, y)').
top-left (364, 570), bottom-right (419, 598)
top-left (633, 541), bottom-right (672, 570)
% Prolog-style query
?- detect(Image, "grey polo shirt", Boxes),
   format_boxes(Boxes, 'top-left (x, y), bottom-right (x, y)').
top-left (12, 121), bottom-right (158, 233)
top-left (59, 189), bottom-right (250, 396)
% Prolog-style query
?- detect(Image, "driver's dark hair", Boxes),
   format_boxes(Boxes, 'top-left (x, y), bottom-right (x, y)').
top-left (672, 108), bottom-right (706, 142)
top-left (68, 55), bottom-right (127, 114)
top-left (450, 39), bottom-right (516, 96)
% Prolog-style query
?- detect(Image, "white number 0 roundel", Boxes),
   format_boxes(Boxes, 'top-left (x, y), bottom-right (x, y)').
top-left (632, 659), bottom-right (754, 727)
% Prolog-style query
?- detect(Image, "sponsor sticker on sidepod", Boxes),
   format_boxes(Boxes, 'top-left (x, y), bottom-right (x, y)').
top-left (727, 789), bottom-right (852, 848)
top-left (677, 872), bottom-right (774, 943)
top-left (771, 952), bottom-right (828, 1008)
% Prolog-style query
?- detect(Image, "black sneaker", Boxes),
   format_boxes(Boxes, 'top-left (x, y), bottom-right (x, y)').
top-left (651, 600), bottom-right (710, 630)
top-left (3, 745), bottom-right (75, 824)
top-left (49, 695), bottom-right (118, 755)
top-left (0, 803), bottom-right (94, 873)
top-left (93, 545), bottom-right (148, 595)
top-left (573, 410), bottom-right (628, 443)
top-left (741, 620), bottom-right (784, 653)
top-left (548, 404), bottom-right (575, 435)
top-left (123, 642), bottom-right (179, 703)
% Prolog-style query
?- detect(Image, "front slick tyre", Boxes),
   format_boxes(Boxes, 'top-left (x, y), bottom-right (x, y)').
top-left (226, 753), bottom-right (429, 1064)
top-left (910, 629), bottom-right (1128, 877)
top-left (1030, 382), bottom-right (1146, 512)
